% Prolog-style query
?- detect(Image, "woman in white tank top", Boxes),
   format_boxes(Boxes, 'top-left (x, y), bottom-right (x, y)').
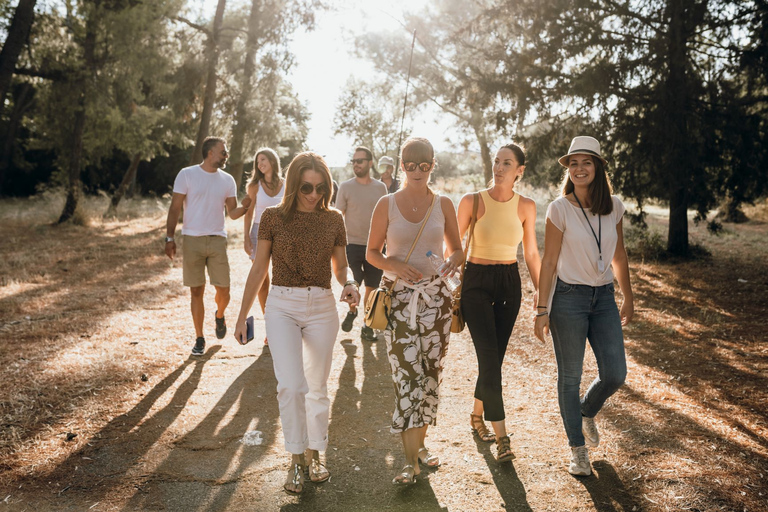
top-left (243, 148), bottom-right (285, 345)
top-left (367, 137), bottom-right (464, 485)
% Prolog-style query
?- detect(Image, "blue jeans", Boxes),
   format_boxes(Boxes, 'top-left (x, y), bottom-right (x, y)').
top-left (550, 278), bottom-right (627, 447)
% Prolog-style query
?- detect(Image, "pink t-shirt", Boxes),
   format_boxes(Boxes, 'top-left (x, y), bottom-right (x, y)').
top-left (546, 195), bottom-right (626, 287)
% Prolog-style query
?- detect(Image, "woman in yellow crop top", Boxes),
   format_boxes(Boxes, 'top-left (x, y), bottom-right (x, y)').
top-left (456, 143), bottom-right (541, 463)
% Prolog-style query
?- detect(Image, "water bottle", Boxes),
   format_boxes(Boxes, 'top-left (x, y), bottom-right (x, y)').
top-left (426, 251), bottom-right (460, 292)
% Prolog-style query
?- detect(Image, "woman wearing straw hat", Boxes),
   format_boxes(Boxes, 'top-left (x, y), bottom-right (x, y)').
top-left (534, 136), bottom-right (634, 476)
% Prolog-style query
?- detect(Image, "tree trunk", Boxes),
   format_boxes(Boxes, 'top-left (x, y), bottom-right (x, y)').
top-left (663, 0), bottom-right (691, 256)
top-left (470, 111), bottom-right (493, 185)
top-left (0, 82), bottom-right (34, 193)
top-left (58, 7), bottom-right (97, 224)
top-left (228, 0), bottom-right (261, 188)
top-left (105, 152), bottom-right (141, 217)
top-left (189, 0), bottom-right (226, 165)
top-left (0, 0), bottom-right (37, 119)
top-left (667, 185), bottom-right (689, 256)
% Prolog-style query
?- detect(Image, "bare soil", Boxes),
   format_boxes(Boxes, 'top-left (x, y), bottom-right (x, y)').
top-left (0, 194), bottom-right (766, 511)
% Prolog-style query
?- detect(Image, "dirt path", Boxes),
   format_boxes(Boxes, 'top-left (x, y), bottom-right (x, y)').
top-left (1, 198), bottom-right (766, 511)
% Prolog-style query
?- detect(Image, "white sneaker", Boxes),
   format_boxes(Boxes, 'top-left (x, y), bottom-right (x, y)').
top-left (582, 415), bottom-right (600, 447)
top-left (569, 446), bottom-right (591, 476)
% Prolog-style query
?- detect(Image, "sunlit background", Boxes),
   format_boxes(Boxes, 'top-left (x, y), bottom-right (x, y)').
top-left (198, 0), bottom-right (454, 166)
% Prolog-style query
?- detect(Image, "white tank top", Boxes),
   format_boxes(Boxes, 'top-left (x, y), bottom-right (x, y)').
top-left (383, 193), bottom-right (445, 280)
top-left (254, 181), bottom-right (284, 224)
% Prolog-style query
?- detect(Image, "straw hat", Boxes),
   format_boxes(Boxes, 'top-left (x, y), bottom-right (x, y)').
top-left (558, 136), bottom-right (607, 167)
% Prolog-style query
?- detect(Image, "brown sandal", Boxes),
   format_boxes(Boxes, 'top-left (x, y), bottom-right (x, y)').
top-left (470, 413), bottom-right (495, 442)
top-left (496, 435), bottom-right (514, 462)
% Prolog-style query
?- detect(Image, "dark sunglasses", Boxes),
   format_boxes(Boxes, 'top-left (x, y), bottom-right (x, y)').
top-left (350, 158), bottom-right (371, 165)
top-left (403, 161), bottom-right (432, 173)
top-left (299, 182), bottom-right (329, 195)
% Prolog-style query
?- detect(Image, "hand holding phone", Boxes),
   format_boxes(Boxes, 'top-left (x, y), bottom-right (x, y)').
top-left (239, 316), bottom-right (254, 345)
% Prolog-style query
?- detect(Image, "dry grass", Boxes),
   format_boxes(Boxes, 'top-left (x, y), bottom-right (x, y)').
top-left (0, 193), bottom-right (187, 479)
top-left (0, 190), bottom-right (766, 511)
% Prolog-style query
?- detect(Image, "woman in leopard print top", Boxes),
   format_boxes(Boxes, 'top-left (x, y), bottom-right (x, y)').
top-left (234, 152), bottom-right (360, 495)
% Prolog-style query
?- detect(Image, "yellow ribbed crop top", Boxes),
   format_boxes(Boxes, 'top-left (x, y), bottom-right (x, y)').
top-left (468, 190), bottom-right (523, 261)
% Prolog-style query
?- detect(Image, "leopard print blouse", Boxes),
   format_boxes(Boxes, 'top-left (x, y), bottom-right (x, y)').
top-left (258, 206), bottom-right (347, 288)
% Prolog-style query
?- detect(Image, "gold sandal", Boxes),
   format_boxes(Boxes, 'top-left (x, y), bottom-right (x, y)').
top-left (418, 447), bottom-right (440, 469)
top-left (470, 413), bottom-right (496, 442)
top-left (496, 435), bottom-right (514, 462)
top-left (307, 457), bottom-right (330, 483)
top-left (283, 462), bottom-right (305, 494)
top-left (392, 464), bottom-right (418, 485)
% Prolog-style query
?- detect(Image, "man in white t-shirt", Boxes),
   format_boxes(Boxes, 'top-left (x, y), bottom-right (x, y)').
top-left (336, 146), bottom-right (388, 342)
top-left (165, 137), bottom-right (251, 356)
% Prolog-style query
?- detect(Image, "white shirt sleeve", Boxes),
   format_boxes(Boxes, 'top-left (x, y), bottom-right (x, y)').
top-left (226, 175), bottom-right (237, 199)
top-left (547, 199), bottom-right (566, 232)
top-left (613, 196), bottom-right (626, 222)
top-left (173, 169), bottom-right (188, 195)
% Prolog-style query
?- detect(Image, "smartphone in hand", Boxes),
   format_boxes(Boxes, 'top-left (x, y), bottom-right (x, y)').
top-left (239, 316), bottom-right (254, 345)
top-left (246, 316), bottom-right (254, 343)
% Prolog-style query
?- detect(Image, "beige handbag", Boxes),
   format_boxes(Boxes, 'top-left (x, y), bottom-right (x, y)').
top-left (364, 195), bottom-right (437, 330)
top-left (450, 193), bottom-right (478, 333)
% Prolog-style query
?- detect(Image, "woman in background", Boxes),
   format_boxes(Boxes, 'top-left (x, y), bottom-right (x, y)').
top-left (243, 148), bottom-right (284, 346)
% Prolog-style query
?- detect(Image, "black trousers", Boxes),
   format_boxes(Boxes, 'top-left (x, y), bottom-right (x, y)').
top-left (461, 262), bottom-right (522, 422)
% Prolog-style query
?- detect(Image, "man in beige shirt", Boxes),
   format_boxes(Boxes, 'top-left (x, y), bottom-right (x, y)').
top-left (335, 146), bottom-right (388, 341)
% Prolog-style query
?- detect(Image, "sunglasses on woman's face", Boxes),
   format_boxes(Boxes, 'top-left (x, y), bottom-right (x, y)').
top-left (299, 182), bottom-right (329, 195)
top-left (402, 161), bottom-right (432, 173)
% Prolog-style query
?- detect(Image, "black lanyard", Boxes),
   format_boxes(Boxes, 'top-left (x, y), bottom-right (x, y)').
top-left (573, 194), bottom-right (604, 270)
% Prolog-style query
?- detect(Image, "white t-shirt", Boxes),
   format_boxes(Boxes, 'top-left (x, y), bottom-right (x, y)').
top-left (173, 165), bottom-right (237, 237)
top-left (546, 195), bottom-right (626, 287)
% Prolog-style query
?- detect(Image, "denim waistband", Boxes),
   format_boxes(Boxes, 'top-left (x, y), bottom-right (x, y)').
top-left (556, 277), bottom-right (613, 291)
top-left (466, 261), bottom-right (519, 271)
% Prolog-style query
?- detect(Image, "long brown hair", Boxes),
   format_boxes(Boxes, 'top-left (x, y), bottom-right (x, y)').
top-left (278, 152), bottom-right (333, 222)
top-left (248, 147), bottom-right (282, 188)
top-left (560, 155), bottom-right (613, 215)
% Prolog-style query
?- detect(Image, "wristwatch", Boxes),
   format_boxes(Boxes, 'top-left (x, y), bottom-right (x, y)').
top-left (165, 236), bottom-right (174, 243)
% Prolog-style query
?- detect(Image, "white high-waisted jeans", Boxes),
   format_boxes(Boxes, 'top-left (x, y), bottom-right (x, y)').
top-left (264, 285), bottom-right (339, 454)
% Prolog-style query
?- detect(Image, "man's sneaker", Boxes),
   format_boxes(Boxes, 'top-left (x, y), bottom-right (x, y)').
top-left (191, 337), bottom-right (206, 356)
top-left (361, 325), bottom-right (377, 342)
top-left (582, 415), bottom-right (600, 447)
top-left (215, 311), bottom-right (226, 339)
top-left (569, 446), bottom-right (591, 476)
top-left (341, 310), bottom-right (357, 332)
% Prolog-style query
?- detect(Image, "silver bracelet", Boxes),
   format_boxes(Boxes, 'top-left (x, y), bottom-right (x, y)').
top-left (535, 311), bottom-right (549, 317)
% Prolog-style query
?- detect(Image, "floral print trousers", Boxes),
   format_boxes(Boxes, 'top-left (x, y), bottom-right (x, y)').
top-left (383, 276), bottom-right (452, 433)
